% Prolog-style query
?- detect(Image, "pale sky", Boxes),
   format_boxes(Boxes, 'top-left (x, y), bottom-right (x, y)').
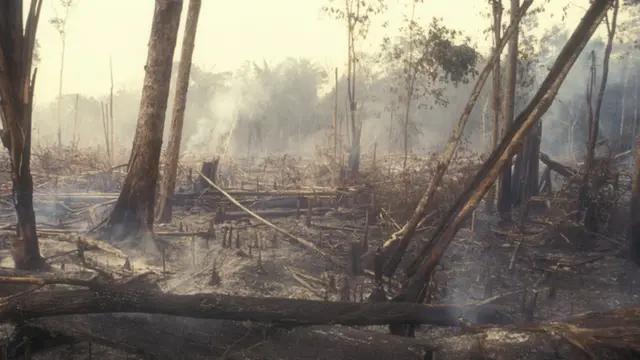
top-left (32, 0), bottom-right (597, 103)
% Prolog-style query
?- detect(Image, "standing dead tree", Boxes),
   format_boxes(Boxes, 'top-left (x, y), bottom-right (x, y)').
top-left (104, 0), bottom-right (183, 239)
top-left (0, 0), bottom-right (45, 270)
top-left (498, 0), bottom-right (519, 220)
top-left (156, 0), bottom-right (202, 223)
top-left (486, 0), bottom-right (503, 215)
top-left (579, 0), bottom-right (619, 233)
top-left (392, 0), bottom-right (613, 337)
top-left (323, 0), bottom-right (386, 176)
top-left (50, 0), bottom-right (75, 148)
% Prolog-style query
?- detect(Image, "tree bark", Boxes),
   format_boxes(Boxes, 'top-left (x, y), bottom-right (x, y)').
top-left (195, 157), bottom-right (219, 192)
top-left (0, 287), bottom-right (509, 327)
top-left (513, 123), bottom-right (540, 208)
top-left (156, 0), bottom-right (202, 224)
top-left (486, 0), bottom-right (503, 215)
top-left (397, 0), bottom-right (612, 327)
top-left (346, 3), bottom-right (360, 175)
top-left (106, 0), bottom-right (183, 239)
top-left (498, 0), bottom-right (518, 220)
top-left (539, 152), bottom-right (577, 178)
top-left (0, 1), bottom-right (45, 270)
top-left (13, 315), bottom-right (432, 360)
top-left (12, 307), bottom-right (640, 360)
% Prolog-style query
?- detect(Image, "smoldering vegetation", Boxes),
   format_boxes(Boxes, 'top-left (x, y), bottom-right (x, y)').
top-left (0, 0), bottom-right (639, 359)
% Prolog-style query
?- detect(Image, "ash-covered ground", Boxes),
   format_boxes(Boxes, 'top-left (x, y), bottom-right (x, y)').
top-left (0, 201), bottom-right (635, 359)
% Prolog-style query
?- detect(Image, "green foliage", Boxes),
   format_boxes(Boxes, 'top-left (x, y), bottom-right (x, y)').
top-left (380, 17), bottom-right (479, 108)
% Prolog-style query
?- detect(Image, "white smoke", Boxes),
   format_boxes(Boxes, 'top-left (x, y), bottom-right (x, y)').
top-left (183, 72), bottom-right (272, 156)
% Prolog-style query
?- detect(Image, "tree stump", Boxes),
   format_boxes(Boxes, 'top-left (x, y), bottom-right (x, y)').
top-left (196, 157), bottom-right (219, 192)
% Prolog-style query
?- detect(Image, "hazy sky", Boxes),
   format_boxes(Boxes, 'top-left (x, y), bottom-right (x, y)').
top-left (32, 0), bottom-right (597, 103)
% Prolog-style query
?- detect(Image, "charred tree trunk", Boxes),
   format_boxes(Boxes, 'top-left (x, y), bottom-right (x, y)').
top-left (486, 0), bottom-right (502, 215)
top-left (196, 157), bottom-right (219, 192)
top-left (513, 122), bottom-right (541, 208)
top-left (11, 307), bottom-right (640, 360)
top-left (156, 0), bottom-right (202, 224)
top-left (106, 0), bottom-right (183, 239)
top-left (498, 0), bottom-right (519, 221)
top-left (346, 5), bottom-right (360, 176)
top-left (527, 122), bottom-right (541, 196)
top-left (0, 1), bottom-right (45, 270)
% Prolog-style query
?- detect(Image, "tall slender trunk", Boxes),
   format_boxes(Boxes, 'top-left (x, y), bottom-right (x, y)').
top-left (0, 0), bottom-right (45, 269)
top-left (580, 0), bottom-right (618, 232)
top-left (346, 2), bottom-right (360, 175)
top-left (106, 0), bottom-right (183, 239)
top-left (630, 134), bottom-right (640, 266)
top-left (633, 69), bottom-right (639, 142)
top-left (403, 91), bottom-right (413, 170)
top-left (156, 0), bottom-right (202, 224)
top-left (498, 0), bottom-right (519, 220)
top-left (57, 37), bottom-right (66, 147)
top-left (620, 59), bottom-right (629, 139)
top-left (486, 0), bottom-right (503, 214)
top-left (333, 68), bottom-right (338, 164)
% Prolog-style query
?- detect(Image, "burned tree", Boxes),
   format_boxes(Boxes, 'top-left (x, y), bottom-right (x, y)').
top-left (323, 0), bottom-right (386, 175)
top-left (380, 1), bottom-right (532, 280)
top-left (498, 0), bottom-right (520, 221)
top-left (579, 0), bottom-right (618, 232)
top-left (105, 0), bottom-right (183, 239)
top-left (487, 0), bottom-right (503, 215)
top-left (0, 1), bottom-right (45, 270)
top-left (394, 0), bottom-right (613, 337)
top-left (156, 0), bottom-right (202, 223)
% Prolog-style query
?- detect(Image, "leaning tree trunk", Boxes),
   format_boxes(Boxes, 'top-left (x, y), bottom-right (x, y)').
top-left (10, 305), bottom-right (640, 359)
top-left (498, 0), bottom-right (519, 221)
top-left (0, 1), bottom-right (45, 270)
top-left (377, 0), bottom-right (533, 281)
top-left (396, 0), bottom-right (613, 332)
top-left (106, 0), bottom-right (183, 239)
top-left (156, 0), bottom-right (202, 224)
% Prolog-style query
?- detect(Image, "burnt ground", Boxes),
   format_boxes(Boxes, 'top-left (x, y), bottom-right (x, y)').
top-left (0, 198), bottom-right (637, 359)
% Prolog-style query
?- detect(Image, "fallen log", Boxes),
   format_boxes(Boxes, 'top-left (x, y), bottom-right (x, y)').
top-left (28, 190), bottom-right (340, 201)
top-left (0, 287), bottom-right (509, 326)
top-left (12, 306), bottom-right (640, 359)
top-left (10, 314), bottom-right (431, 360)
top-left (222, 207), bottom-right (332, 221)
top-left (248, 196), bottom-right (333, 210)
top-left (0, 268), bottom-right (98, 297)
